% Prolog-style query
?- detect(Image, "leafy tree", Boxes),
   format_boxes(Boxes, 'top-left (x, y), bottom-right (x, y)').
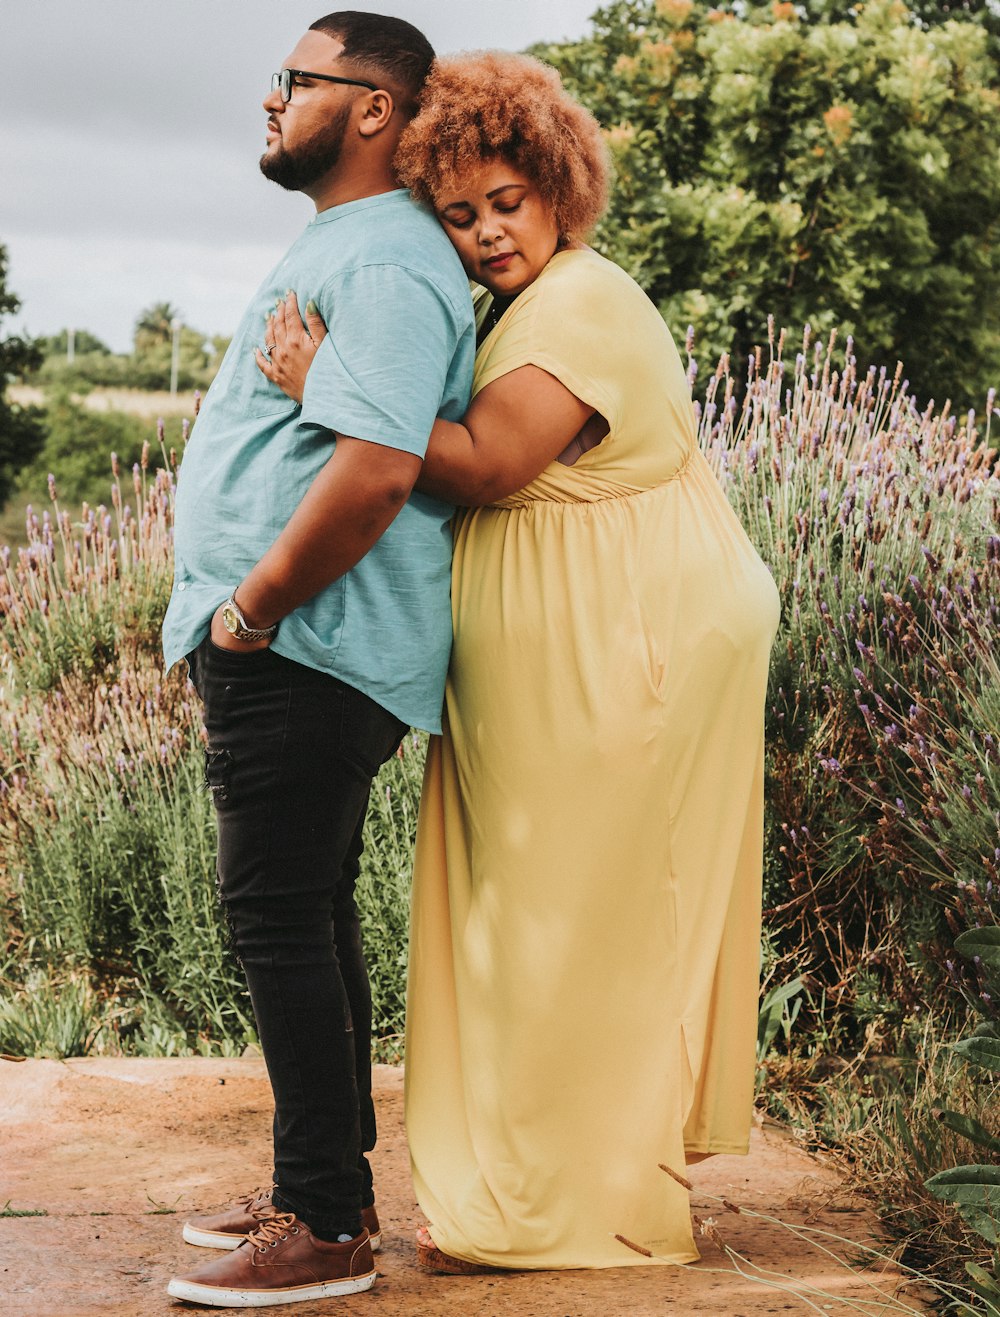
top-left (786, 0), bottom-right (1000, 35)
top-left (133, 301), bottom-right (182, 350)
top-left (535, 0), bottom-right (1000, 407)
top-left (0, 245), bottom-right (45, 508)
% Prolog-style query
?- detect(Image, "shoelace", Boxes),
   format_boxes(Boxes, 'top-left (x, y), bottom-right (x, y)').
top-left (247, 1212), bottom-right (300, 1252)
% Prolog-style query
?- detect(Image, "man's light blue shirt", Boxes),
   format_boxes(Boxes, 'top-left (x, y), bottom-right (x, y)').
top-left (162, 189), bottom-right (475, 732)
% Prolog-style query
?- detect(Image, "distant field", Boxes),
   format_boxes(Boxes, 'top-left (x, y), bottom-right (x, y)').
top-left (10, 386), bottom-right (199, 418)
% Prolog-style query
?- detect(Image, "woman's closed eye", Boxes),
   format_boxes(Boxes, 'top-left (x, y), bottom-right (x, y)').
top-left (441, 204), bottom-right (475, 228)
top-left (443, 202), bottom-right (522, 230)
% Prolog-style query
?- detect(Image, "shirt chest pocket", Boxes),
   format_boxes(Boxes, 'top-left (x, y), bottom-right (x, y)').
top-left (239, 363), bottom-right (301, 421)
top-left (205, 339), bottom-right (300, 423)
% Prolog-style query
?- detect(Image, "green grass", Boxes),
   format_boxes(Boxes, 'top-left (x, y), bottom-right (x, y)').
top-left (0, 1202), bottom-right (49, 1218)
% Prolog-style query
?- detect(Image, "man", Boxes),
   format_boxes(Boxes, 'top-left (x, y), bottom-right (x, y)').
top-left (162, 12), bottom-right (474, 1306)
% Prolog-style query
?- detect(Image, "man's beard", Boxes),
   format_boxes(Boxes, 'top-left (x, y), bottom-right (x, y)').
top-left (259, 103), bottom-right (352, 192)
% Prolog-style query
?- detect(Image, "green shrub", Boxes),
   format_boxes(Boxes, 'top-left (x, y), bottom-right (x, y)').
top-left (0, 968), bottom-right (107, 1058)
top-left (0, 243), bottom-right (45, 508)
top-left (358, 734), bottom-right (426, 1060)
top-left (15, 388), bottom-right (153, 513)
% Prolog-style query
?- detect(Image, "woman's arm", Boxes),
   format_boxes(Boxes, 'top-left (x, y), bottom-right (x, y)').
top-left (259, 294), bottom-right (602, 507)
top-left (418, 366), bottom-right (596, 506)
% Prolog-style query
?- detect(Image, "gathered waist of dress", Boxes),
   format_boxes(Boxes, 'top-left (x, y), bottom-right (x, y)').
top-left (489, 444), bottom-right (697, 510)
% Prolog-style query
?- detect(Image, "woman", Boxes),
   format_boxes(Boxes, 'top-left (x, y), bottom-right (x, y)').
top-left (261, 51), bottom-right (780, 1272)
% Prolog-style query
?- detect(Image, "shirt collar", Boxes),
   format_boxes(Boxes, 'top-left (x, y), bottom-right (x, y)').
top-left (311, 188), bottom-right (410, 226)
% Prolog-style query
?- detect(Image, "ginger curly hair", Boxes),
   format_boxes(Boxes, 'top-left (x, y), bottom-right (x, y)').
top-left (395, 51), bottom-right (609, 240)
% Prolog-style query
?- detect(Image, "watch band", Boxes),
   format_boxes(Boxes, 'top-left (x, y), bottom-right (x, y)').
top-left (221, 594), bottom-right (278, 642)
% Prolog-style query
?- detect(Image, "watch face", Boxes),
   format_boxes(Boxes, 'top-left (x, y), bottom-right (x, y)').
top-left (221, 603), bottom-right (239, 635)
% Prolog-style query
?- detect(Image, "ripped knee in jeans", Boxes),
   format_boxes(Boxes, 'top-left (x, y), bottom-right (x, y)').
top-left (204, 747), bottom-right (233, 804)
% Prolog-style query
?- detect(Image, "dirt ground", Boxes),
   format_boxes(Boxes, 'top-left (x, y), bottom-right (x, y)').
top-left (0, 1056), bottom-right (930, 1316)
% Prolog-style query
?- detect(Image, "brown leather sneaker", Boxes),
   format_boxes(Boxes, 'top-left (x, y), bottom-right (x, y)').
top-left (183, 1186), bottom-right (382, 1252)
top-left (167, 1212), bottom-right (375, 1306)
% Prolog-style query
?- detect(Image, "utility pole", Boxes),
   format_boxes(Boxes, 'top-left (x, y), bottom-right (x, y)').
top-left (170, 317), bottom-right (181, 395)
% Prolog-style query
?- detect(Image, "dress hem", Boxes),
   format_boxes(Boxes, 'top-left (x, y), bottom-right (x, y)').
top-left (423, 1246), bottom-right (702, 1271)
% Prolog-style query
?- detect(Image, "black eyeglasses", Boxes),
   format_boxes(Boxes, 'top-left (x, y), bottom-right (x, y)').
top-left (271, 68), bottom-right (378, 102)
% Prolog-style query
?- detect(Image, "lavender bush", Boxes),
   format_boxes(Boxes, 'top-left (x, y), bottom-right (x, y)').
top-left (0, 420), bottom-right (426, 1056)
top-left (694, 322), bottom-right (1000, 1050)
top-left (694, 324), bottom-right (999, 1302)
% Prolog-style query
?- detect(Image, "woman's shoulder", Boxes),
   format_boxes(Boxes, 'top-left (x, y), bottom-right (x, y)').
top-left (476, 248), bottom-right (673, 392)
top-left (538, 246), bottom-right (640, 295)
top-left (524, 248), bottom-right (662, 331)
top-left (526, 248), bottom-right (691, 410)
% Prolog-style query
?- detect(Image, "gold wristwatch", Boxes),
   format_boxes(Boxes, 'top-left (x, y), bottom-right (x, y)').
top-left (220, 594), bottom-right (278, 642)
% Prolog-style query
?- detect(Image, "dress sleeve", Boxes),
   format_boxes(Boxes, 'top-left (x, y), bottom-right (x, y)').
top-left (300, 264), bottom-right (460, 457)
top-left (473, 258), bottom-right (624, 431)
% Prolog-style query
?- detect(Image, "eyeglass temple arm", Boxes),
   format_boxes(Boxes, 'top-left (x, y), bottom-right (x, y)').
top-left (277, 69), bottom-right (377, 92)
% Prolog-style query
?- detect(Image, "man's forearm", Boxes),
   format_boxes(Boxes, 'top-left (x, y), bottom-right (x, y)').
top-left (233, 435), bottom-right (422, 630)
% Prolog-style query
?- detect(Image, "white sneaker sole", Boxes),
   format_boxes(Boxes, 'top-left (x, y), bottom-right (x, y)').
top-left (182, 1224), bottom-right (382, 1252)
top-left (166, 1270), bottom-right (376, 1306)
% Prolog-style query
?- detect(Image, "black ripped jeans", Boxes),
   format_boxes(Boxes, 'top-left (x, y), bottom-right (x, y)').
top-left (187, 637), bottom-right (407, 1239)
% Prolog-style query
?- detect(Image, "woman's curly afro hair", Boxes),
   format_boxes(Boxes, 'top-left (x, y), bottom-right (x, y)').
top-left (395, 51), bottom-right (609, 240)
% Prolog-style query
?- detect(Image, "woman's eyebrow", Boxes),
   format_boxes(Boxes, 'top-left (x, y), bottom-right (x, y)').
top-left (485, 184), bottom-right (528, 199)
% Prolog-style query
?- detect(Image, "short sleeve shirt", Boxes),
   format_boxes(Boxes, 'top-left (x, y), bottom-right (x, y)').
top-left (161, 190), bottom-right (475, 732)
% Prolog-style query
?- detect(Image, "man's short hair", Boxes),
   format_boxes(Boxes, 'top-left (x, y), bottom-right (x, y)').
top-left (309, 11), bottom-right (435, 117)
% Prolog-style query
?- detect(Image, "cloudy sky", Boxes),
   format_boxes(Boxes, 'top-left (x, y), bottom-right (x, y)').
top-left (3, 1), bottom-right (599, 353)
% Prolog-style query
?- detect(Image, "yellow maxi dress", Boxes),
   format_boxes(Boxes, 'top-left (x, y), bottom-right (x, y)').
top-left (405, 248), bottom-right (781, 1269)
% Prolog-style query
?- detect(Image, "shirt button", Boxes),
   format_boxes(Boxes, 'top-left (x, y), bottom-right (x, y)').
top-left (177, 582), bottom-right (187, 591)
